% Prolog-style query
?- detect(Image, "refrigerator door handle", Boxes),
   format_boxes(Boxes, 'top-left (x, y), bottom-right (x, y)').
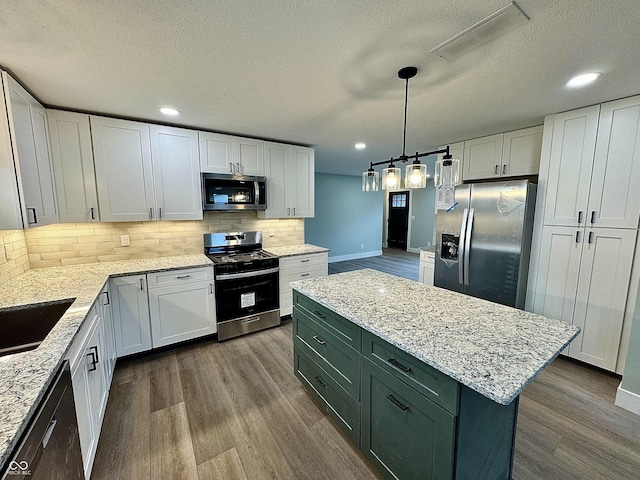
top-left (463, 208), bottom-right (474, 286)
top-left (458, 208), bottom-right (469, 285)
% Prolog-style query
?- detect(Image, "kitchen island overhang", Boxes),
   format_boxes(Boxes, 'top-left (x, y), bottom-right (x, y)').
top-left (290, 269), bottom-right (579, 479)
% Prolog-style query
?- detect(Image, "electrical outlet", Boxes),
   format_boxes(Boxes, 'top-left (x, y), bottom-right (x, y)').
top-left (120, 234), bottom-right (130, 247)
top-left (269, 228), bottom-right (275, 237)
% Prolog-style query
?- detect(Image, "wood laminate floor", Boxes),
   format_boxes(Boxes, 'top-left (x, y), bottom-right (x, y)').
top-left (328, 248), bottom-right (420, 281)
top-left (92, 323), bottom-right (640, 480)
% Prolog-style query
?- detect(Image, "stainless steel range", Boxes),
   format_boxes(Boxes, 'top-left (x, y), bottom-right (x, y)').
top-left (204, 231), bottom-right (280, 341)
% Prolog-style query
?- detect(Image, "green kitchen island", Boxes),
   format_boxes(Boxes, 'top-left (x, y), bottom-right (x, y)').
top-left (290, 269), bottom-right (579, 480)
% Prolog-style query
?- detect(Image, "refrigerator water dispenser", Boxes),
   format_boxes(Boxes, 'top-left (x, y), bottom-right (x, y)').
top-left (441, 233), bottom-right (460, 261)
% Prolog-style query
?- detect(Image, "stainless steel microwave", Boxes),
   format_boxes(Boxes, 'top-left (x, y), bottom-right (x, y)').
top-left (202, 173), bottom-right (267, 211)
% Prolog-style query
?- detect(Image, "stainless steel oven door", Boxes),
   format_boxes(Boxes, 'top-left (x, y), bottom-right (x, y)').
top-left (214, 267), bottom-right (279, 322)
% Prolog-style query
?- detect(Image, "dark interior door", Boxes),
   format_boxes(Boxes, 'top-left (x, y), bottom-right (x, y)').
top-left (387, 192), bottom-right (409, 249)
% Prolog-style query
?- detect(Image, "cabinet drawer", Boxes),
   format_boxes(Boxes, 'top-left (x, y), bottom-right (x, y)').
top-left (363, 330), bottom-right (459, 414)
top-left (361, 358), bottom-right (455, 480)
top-left (419, 250), bottom-right (435, 262)
top-left (281, 265), bottom-right (326, 293)
top-left (294, 348), bottom-right (360, 447)
top-left (146, 266), bottom-right (213, 287)
top-left (294, 292), bottom-right (361, 351)
top-left (280, 252), bottom-right (327, 269)
top-left (294, 308), bottom-right (360, 400)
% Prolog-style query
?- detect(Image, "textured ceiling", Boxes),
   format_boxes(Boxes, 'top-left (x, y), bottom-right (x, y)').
top-left (1, 1), bottom-right (639, 175)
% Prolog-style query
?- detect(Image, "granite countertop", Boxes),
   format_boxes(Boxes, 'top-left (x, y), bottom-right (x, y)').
top-left (420, 245), bottom-right (435, 253)
top-left (264, 244), bottom-right (329, 257)
top-left (291, 269), bottom-right (579, 405)
top-left (0, 254), bottom-right (212, 470)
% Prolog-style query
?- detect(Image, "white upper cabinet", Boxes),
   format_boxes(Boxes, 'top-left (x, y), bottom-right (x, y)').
top-left (91, 116), bottom-right (155, 222)
top-left (501, 125), bottom-right (543, 177)
top-left (463, 133), bottom-right (504, 180)
top-left (199, 132), bottom-right (234, 174)
top-left (199, 132), bottom-right (264, 176)
top-left (587, 95), bottom-right (640, 229)
top-left (1, 71), bottom-right (58, 227)
top-left (150, 125), bottom-right (202, 221)
top-left (48, 110), bottom-right (99, 222)
top-left (260, 142), bottom-right (314, 218)
top-left (542, 105), bottom-right (600, 227)
top-left (233, 137), bottom-right (264, 176)
top-left (92, 116), bottom-right (202, 222)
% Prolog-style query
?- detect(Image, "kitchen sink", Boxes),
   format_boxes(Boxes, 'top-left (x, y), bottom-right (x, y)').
top-left (0, 299), bottom-right (74, 357)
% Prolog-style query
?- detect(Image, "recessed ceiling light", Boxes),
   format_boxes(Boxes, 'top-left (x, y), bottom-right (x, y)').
top-left (355, 143), bottom-right (366, 150)
top-left (159, 107), bottom-right (181, 116)
top-left (566, 72), bottom-right (601, 88)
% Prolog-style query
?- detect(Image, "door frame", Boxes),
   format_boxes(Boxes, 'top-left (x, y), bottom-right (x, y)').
top-left (383, 189), bottom-right (413, 251)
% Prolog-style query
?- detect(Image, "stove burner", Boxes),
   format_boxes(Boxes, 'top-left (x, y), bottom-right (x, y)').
top-left (208, 250), bottom-right (275, 264)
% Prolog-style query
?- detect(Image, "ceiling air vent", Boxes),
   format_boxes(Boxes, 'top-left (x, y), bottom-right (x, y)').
top-left (430, 2), bottom-right (529, 61)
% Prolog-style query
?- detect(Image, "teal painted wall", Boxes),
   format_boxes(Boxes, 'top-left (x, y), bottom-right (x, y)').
top-left (305, 173), bottom-right (383, 258)
top-left (409, 182), bottom-right (436, 249)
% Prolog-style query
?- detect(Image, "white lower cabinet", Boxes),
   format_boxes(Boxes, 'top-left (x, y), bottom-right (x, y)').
top-left (531, 226), bottom-right (637, 370)
top-left (110, 274), bottom-right (152, 357)
top-left (279, 253), bottom-right (328, 316)
top-left (418, 250), bottom-right (435, 286)
top-left (67, 293), bottom-right (114, 479)
top-left (147, 267), bottom-right (216, 347)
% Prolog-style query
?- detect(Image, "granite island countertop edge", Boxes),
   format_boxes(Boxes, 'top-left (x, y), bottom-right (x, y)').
top-left (291, 269), bottom-right (580, 406)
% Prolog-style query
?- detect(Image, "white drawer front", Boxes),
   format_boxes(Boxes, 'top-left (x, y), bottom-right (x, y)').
top-left (280, 252), bottom-right (327, 269)
top-left (280, 265), bottom-right (327, 293)
top-left (420, 250), bottom-right (435, 262)
top-left (147, 266), bottom-right (213, 287)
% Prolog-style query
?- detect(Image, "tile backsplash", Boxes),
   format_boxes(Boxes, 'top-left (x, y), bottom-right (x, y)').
top-left (0, 230), bottom-right (30, 284)
top-left (23, 212), bottom-right (304, 269)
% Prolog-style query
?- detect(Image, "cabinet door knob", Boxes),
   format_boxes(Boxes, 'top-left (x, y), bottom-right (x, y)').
top-left (502, 164), bottom-right (507, 175)
top-left (237, 162), bottom-right (241, 174)
top-left (577, 211), bottom-right (583, 224)
top-left (90, 207), bottom-right (95, 220)
top-left (495, 165), bottom-right (499, 175)
top-left (149, 207), bottom-right (154, 220)
top-left (575, 231), bottom-right (581, 243)
top-left (229, 162), bottom-right (234, 174)
top-left (590, 210), bottom-right (596, 224)
top-left (588, 231), bottom-right (594, 244)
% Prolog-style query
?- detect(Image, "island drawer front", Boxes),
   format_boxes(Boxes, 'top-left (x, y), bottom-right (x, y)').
top-left (363, 331), bottom-right (459, 414)
top-left (361, 358), bottom-right (455, 480)
top-left (293, 292), bottom-right (361, 351)
top-left (281, 252), bottom-right (327, 269)
top-left (294, 348), bottom-right (360, 447)
top-left (146, 266), bottom-right (213, 287)
top-left (294, 308), bottom-right (360, 400)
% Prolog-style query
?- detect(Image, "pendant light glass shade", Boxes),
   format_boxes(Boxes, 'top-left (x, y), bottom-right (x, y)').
top-left (434, 157), bottom-right (461, 187)
top-left (405, 163), bottom-right (428, 188)
top-left (382, 165), bottom-right (401, 190)
top-left (362, 169), bottom-right (379, 191)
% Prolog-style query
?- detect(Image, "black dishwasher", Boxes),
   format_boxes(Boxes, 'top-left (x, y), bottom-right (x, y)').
top-left (1, 361), bottom-right (84, 479)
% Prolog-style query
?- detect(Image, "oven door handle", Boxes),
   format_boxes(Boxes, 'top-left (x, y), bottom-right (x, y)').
top-left (215, 267), bottom-right (280, 280)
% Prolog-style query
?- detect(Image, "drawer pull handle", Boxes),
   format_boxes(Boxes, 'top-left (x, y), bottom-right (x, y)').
top-left (176, 275), bottom-right (192, 279)
top-left (312, 335), bottom-right (326, 346)
top-left (577, 211), bottom-right (583, 224)
top-left (314, 376), bottom-right (327, 389)
top-left (386, 394), bottom-right (409, 411)
top-left (388, 358), bottom-right (411, 373)
top-left (87, 346), bottom-right (99, 371)
top-left (313, 310), bottom-right (326, 319)
top-left (301, 273), bottom-right (310, 277)
top-left (590, 210), bottom-right (596, 224)
top-left (301, 259), bottom-right (310, 263)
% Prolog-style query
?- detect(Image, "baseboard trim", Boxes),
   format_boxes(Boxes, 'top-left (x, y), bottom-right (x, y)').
top-left (328, 250), bottom-right (382, 263)
top-left (615, 383), bottom-right (640, 416)
top-left (407, 247), bottom-right (421, 254)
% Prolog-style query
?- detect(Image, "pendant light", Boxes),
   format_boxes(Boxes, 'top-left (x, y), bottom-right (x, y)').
top-left (362, 66), bottom-right (458, 192)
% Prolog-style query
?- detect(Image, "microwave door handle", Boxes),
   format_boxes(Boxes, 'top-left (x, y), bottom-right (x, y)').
top-left (463, 208), bottom-right (474, 286)
top-left (254, 181), bottom-right (260, 205)
top-left (458, 208), bottom-right (469, 285)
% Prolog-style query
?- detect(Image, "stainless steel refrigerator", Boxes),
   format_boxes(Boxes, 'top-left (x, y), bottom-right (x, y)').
top-left (434, 180), bottom-right (536, 309)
